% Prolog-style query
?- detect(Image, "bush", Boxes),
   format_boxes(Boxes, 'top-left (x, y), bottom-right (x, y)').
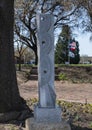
top-left (58, 73), bottom-right (67, 80)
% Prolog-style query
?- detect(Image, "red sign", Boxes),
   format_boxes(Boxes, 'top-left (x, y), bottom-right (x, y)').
top-left (69, 42), bottom-right (76, 51)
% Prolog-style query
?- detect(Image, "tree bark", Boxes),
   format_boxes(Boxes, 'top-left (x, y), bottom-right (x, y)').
top-left (18, 56), bottom-right (22, 71)
top-left (34, 51), bottom-right (38, 65)
top-left (0, 0), bottom-right (27, 113)
top-left (33, 45), bottom-right (38, 65)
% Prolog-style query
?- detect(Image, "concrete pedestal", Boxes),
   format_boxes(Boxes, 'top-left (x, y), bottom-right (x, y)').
top-left (34, 105), bottom-right (61, 123)
top-left (25, 118), bottom-right (71, 130)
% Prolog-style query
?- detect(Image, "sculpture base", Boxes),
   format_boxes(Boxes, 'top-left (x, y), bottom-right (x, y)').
top-left (25, 118), bottom-right (71, 130)
top-left (34, 105), bottom-right (61, 123)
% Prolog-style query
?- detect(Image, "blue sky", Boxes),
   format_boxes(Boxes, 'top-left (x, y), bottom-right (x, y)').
top-left (55, 30), bottom-right (92, 57)
top-left (77, 33), bottom-right (92, 56)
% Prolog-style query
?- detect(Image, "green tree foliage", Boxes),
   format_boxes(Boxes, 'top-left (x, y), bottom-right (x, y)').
top-left (55, 25), bottom-right (80, 64)
top-left (55, 40), bottom-right (65, 64)
top-left (55, 25), bottom-right (72, 64)
top-left (69, 39), bottom-right (80, 64)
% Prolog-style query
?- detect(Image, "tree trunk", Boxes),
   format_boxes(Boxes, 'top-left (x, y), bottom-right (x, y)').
top-left (34, 46), bottom-right (38, 65)
top-left (35, 51), bottom-right (38, 65)
top-left (18, 57), bottom-right (22, 71)
top-left (0, 0), bottom-right (28, 114)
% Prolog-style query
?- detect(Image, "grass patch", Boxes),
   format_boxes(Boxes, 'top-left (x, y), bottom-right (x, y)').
top-left (55, 64), bottom-right (92, 67)
top-left (89, 122), bottom-right (92, 128)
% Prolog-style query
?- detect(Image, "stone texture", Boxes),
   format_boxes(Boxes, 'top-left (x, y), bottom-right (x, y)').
top-left (34, 104), bottom-right (61, 123)
top-left (25, 118), bottom-right (71, 130)
top-left (36, 14), bottom-right (56, 108)
top-left (35, 14), bottom-right (62, 123)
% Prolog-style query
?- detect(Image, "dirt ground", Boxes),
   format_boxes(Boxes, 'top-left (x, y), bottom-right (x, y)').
top-left (17, 68), bottom-right (92, 130)
top-left (17, 66), bottom-right (92, 130)
top-left (0, 66), bottom-right (92, 130)
top-left (19, 80), bottom-right (92, 104)
top-left (17, 66), bottom-right (92, 104)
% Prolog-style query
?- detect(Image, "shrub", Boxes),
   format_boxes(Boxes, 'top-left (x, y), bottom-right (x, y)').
top-left (58, 73), bottom-right (67, 80)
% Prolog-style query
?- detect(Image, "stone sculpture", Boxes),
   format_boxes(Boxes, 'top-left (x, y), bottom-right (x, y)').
top-left (37, 14), bottom-right (56, 108)
top-left (25, 13), bottom-right (71, 130)
top-left (34, 14), bottom-right (61, 123)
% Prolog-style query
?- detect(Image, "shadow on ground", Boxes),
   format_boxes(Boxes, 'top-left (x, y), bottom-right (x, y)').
top-left (71, 124), bottom-right (92, 130)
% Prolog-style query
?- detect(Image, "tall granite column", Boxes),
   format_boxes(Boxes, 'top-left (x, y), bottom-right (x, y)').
top-left (34, 14), bottom-right (61, 123)
top-left (37, 14), bottom-right (55, 107)
top-left (25, 13), bottom-right (71, 130)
